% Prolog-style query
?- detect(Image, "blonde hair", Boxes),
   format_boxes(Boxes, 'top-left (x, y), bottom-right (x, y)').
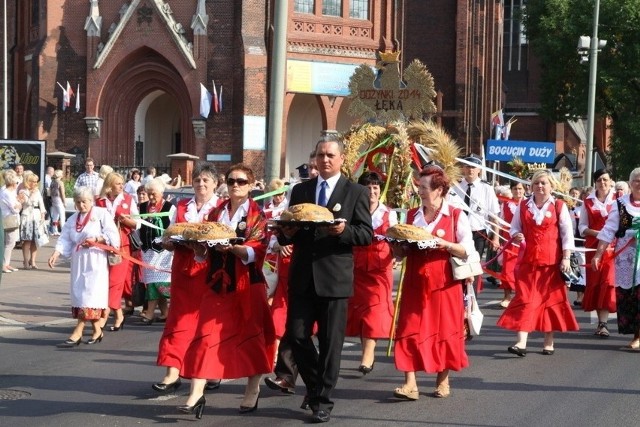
top-left (99, 164), bottom-right (113, 179)
top-left (267, 178), bottom-right (286, 193)
top-left (100, 172), bottom-right (125, 198)
top-left (530, 169), bottom-right (559, 191)
top-left (53, 169), bottom-right (64, 179)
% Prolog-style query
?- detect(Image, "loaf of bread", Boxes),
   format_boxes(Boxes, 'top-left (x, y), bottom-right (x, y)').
top-left (386, 224), bottom-right (433, 241)
top-left (280, 203), bottom-right (334, 222)
top-left (165, 222), bottom-right (237, 241)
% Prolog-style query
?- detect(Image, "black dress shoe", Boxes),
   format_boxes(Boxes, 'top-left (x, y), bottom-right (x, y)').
top-left (58, 337), bottom-right (82, 348)
top-left (152, 378), bottom-right (182, 393)
top-left (177, 395), bottom-right (205, 419)
top-left (311, 410), bottom-right (330, 423)
top-left (238, 391), bottom-right (260, 414)
top-left (542, 349), bottom-right (555, 356)
top-left (300, 395), bottom-right (311, 410)
top-left (358, 361), bottom-right (375, 375)
top-left (264, 376), bottom-right (295, 394)
top-left (507, 345), bottom-right (527, 357)
top-left (205, 380), bottom-right (221, 390)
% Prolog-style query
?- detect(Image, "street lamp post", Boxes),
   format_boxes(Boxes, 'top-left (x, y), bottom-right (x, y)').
top-left (579, 0), bottom-right (605, 187)
top-left (3, 0), bottom-right (8, 139)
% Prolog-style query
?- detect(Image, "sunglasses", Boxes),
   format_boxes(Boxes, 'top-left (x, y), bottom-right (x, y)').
top-left (227, 178), bottom-right (249, 186)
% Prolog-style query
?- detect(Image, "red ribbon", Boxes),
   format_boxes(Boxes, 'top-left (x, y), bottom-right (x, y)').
top-left (86, 241), bottom-right (172, 273)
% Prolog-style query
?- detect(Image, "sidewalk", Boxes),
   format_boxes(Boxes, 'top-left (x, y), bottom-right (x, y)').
top-left (0, 236), bottom-right (75, 332)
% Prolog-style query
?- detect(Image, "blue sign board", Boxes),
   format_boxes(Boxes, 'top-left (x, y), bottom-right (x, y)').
top-left (485, 140), bottom-right (556, 163)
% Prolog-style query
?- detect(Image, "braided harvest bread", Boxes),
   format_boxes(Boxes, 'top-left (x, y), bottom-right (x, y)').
top-left (386, 224), bottom-right (433, 241)
top-left (280, 203), bottom-right (334, 222)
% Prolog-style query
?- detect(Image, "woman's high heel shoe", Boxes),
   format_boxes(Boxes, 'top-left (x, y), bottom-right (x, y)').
top-left (358, 361), bottom-right (375, 375)
top-left (152, 378), bottom-right (182, 393)
top-left (178, 395), bottom-right (206, 419)
top-left (239, 391), bottom-right (260, 414)
top-left (109, 317), bottom-right (125, 331)
top-left (86, 333), bottom-right (104, 345)
top-left (58, 337), bottom-right (82, 348)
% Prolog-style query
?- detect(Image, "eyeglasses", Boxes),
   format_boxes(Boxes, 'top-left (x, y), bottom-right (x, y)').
top-left (227, 178), bottom-right (249, 186)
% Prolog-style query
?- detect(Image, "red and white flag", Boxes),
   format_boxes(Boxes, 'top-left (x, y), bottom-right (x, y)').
top-left (199, 83), bottom-right (213, 118)
top-left (56, 81), bottom-right (69, 111)
top-left (212, 80), bottom-right (220, 114)
top-left (218, 84), bottom-right (223, 113)
top-left (75, 83), bottom-right (81, 113)
top-left (66, 81), bottom-right (74, 109)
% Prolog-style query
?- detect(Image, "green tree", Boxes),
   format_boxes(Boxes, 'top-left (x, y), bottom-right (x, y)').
top-left (524, 0), bottom-right (640, 179)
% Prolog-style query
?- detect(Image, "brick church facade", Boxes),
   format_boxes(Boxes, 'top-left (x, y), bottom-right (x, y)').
top-left (5, 1), bottom-right (581, 180)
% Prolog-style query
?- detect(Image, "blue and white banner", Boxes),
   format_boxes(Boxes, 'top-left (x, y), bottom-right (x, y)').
top-left (485, 139), bottom-right (556, 163)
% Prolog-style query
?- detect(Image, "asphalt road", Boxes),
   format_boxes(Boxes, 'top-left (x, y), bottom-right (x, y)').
top-left (1, 243), bottom-right (640, 426)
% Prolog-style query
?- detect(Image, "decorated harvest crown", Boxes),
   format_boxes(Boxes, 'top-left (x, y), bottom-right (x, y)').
top-left (378, 50), bottom-right (401, 63)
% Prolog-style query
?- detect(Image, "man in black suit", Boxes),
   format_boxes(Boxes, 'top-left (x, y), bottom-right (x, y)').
top-left (280, 137), bottom-right (373, 423)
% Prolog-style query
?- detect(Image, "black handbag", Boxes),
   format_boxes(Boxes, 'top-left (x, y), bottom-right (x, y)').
top-left (131, 282), bottom-right (147, 307)
top-left (128, 232), bottom-right (143, 251)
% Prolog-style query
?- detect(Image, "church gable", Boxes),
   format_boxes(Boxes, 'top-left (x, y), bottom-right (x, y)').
top-left (92, 0), bottom-right (199, 70)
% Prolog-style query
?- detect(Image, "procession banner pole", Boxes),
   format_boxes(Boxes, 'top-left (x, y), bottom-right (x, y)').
top-left (387, 258), bottom-right (406, 357)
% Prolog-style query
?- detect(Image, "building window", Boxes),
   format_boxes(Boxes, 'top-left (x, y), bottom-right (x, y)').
top-left (294, 0), bottom-right (314, 14)
top-left (322, 0), bottom-right (342, 17)
top-left (350, 0), bottom-right (368, 20)
top-left (32, 0), bottom-right (40, 25)
top-left (504, 0), bottom-right (528, 71)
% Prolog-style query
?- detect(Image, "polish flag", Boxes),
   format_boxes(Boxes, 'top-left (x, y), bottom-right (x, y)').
top-left (56, 82), bottom-right (68, 111)
top-left (212, 80), bottom-right (219, 114)
top-left (66, 81), bottom-right (74, 110)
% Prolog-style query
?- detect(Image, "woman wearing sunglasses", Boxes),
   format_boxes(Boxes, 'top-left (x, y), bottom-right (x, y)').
top-left (178, 164), bottom-right (275, 419)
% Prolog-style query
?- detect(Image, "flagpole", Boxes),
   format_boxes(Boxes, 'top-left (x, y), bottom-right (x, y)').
top-left (2, 0), bottom-right (8, 138)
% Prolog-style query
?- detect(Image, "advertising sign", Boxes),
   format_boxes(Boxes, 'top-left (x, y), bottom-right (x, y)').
top-left (0, 140), bottom-right (46, 183)
top-left (287, 60), bottom-right (363, 97)
top-left (485, 139), bottom-right (556, 164)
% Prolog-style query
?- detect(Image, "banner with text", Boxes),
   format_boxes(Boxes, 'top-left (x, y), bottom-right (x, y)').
top-left (485, 140), bottom-right (556, 164)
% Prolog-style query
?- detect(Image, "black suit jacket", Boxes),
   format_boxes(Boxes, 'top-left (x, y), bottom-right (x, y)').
top-left (286, 175), bottom-right (373, 298)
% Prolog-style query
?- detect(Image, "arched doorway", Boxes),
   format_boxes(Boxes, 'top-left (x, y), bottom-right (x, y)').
top-left (285, 94), bottom-right (323, 179)
top-left (134, 91), bottom-right (181, 168)
top-left (336, 97), bottom-right (357, 134)
top-left (96, 48), bottom-right (193, 168)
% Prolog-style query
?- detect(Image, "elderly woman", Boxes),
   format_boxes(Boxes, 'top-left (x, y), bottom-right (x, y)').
top-left (19, 171), bottom-right (46, 269)
top-left (346, 171), bottom-right (397, 374)
top-left (498, 169), bottom-right (579, 356)
top-left (96, 172), bottom-right (139, 331)
top-left (1, 170), bottom-right (23, 272)
top-left (392, 166), bottom-right (474, 401)
top-left (153, 163), bottom-right (220, 393)
top-left (615, 181), bottom-right (630, 198)
top-left (178, 164), bottom-right (275, 418)
top-left (49, 169), bottom-right (66, 235)
top-left (593, 167), bottom-right (640, 349)
top-left (48, 187), bottom-right (120, 346)
top-left (578, 169), bottom-right (616, 337)
top-left (138, 178), bottom-right (176, 324)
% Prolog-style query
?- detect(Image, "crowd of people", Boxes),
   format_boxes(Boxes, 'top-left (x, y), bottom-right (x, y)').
top-left (5, 145), bottom-right (640, 423)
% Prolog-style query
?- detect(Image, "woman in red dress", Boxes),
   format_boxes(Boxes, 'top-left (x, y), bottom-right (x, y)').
top-left (95, 172), bottom-right (139, 331)
top-left (498, 170), bottom-right (579, 356)
top-left (578, 168), bottom-right (616, 336)
top-left (152, 164), bottom-right (220, 392)
top-left (346, 172), bottom-right (396, 374)
top-left (498, 182), bottom-right (526, 308)
top-left (178, 164), bottom-right (275, 418)
top-left (392, 166), bottom-right (474, 401)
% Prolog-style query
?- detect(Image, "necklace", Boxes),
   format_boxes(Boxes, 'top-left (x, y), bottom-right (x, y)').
top-left (76, 208), bottom-right (93, 232)
top-left (423, 204), bottom-right (442, 224)
top-left (631, 194), bottom-right (640, 207)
